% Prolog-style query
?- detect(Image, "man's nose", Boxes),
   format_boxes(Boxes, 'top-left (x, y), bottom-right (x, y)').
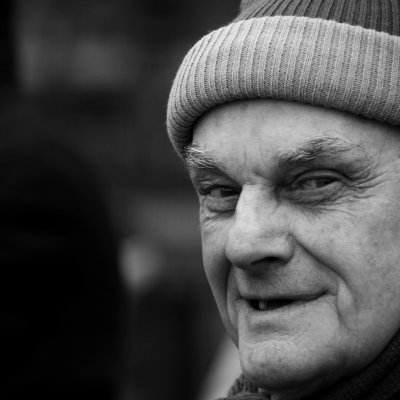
top-left (225, 187), bottom-right (294, 271)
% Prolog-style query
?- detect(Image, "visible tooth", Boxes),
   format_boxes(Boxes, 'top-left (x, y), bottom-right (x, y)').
top-left (258, 300), bottom-right (268, 311)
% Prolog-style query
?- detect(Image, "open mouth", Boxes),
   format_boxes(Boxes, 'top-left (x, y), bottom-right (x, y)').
top-left (249, 299), bottom-right (295, 311)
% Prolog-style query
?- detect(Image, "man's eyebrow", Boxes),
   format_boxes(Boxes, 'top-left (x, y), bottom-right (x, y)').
top-left (184, 135), bottom-right (367, 175)
top-left (276, 135), bottom-right (358, 168)
top-left (183, 144), bottom-right (222, 170)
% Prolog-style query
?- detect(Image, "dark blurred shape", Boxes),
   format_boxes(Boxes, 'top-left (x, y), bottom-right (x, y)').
top-left (3, 2), bottom-right (242, 400)
top-left (0, 114), bottom-right (122, 400)
top-left (137, 0), bottom-right (184, 16)
top-left (0, 0), bottom-right (15, 89)
top-left (16, 0), bottom-right (138, 93)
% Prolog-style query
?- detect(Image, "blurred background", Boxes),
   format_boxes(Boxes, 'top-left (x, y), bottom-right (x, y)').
top-left (1, 1), bottom-right (241, 400)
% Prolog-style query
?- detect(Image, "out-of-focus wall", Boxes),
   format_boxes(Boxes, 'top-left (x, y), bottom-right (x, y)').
top-left (14, 0), bottom-right (238, 227)
top-left (8, 1), bottom-right (240, 400)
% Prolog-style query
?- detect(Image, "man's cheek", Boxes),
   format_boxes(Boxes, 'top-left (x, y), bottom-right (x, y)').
top-left (201, 216), bottom-right (231, 260)
top-left (202, 242), bottom-right (230, 291)
top-left (201, 231), bottom-right (237, 326)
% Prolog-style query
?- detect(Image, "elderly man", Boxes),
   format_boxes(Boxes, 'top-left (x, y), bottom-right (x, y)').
top-left (167, 1), bottom-right (400, 399)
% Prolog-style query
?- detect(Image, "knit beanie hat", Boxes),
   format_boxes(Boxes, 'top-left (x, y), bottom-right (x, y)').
top-left (166, 0), bottom-right (400, 157)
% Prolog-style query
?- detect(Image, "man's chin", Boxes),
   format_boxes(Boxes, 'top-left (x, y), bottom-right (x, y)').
top-left (239, 341), bottom-right (342, 399)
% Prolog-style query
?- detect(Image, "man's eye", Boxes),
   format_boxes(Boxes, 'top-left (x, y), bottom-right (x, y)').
top-left (284, 171), bottom-right (345, 205)
top-left (208, 186), bottom-right (239, 198)
top-left (198, 184), bottom-right (240, 214)
top-left (295, 176), bottom-right (338, 190)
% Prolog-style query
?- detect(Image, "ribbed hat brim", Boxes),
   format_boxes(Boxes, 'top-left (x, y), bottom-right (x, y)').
top-left (167, 16), bottom-right (400, 156)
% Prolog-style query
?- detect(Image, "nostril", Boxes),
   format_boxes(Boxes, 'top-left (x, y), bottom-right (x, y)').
top-left (263, 256), bottom-right (281, 264)
top-left (248, 256), bottom-right (285, 273)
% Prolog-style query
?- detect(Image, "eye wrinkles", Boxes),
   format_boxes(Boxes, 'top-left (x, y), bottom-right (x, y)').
top-left (184, 143), bottom-right (237, 192)
top-left (185, 134), bottom-right (381, 218)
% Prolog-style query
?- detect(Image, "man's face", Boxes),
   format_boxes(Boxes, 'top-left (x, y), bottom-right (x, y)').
top-left (188, 100), bottom-right (400, 399)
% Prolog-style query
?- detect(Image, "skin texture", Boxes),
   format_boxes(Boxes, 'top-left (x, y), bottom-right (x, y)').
top-left (187, 99), bottom-right (400, 400)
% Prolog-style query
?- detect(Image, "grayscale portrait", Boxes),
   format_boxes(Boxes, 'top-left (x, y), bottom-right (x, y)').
top-left (166, 1), bottom-right (400, 399)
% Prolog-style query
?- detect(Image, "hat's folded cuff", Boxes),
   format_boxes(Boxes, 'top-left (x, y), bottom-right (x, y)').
top-left (167, 16), bottom-right (400, 156)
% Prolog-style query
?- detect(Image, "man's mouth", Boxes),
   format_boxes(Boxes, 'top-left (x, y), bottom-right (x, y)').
top-left (248, 299), bottom-right (296, 311)
top-left (245, 292), bottom-right (327, 312)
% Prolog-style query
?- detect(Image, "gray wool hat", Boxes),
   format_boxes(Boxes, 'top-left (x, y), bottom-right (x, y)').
top-left (166, 0), bottom-right (400, 157)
